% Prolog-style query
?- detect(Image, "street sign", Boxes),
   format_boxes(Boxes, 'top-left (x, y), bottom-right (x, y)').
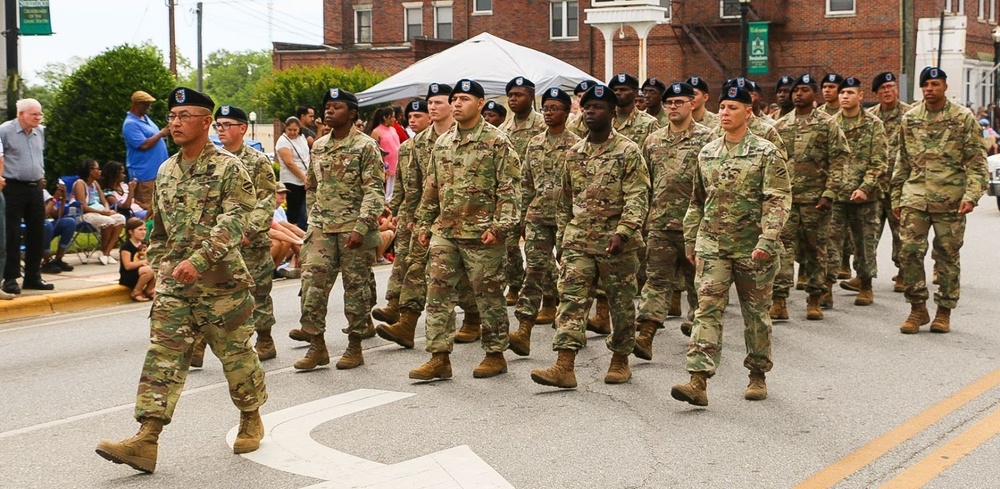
top-left (748, 21), bottom-right (769, 75)
top-left (19, 0), bottom-right (52, 36)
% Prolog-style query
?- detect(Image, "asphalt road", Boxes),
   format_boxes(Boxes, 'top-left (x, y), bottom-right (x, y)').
top-left (2, 199), bottom-right (1000, 489)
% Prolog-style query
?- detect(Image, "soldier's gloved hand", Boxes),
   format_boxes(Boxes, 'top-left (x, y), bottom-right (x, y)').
top-left (958, 201), bottom-right (975, 215)
top-left (815, 197), bottom-right (833, 211)
top-left (606, 234), bottom-right (626, 255)
top-left (345, 231), bottom-right (364, 249)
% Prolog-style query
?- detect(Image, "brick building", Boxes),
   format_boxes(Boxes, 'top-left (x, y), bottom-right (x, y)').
top-left (273, 0), bottom-right (1000, 108)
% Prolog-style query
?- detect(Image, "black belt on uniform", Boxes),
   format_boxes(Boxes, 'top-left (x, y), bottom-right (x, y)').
top-left (5, 179), bottom-right (43, 186)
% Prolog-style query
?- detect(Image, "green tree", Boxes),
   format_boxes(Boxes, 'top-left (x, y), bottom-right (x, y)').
top-left (23, 57), bottom-right (85, 109)
top-left (179, 49), bottom-right (272, 115)
top-left (251, 65), bottom-right (386, 123)
top-left (45, 44), bottom-right (175, 181)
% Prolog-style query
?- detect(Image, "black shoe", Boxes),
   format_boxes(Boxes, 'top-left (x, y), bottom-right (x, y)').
top-left (54, 259), bottom-right (74, 272)
top-left (40, 261), bottom-right (63, 274)
top-left (22, 279), bottom-right (55, 291)
top-left (3, 280), bottom-right (22, 294)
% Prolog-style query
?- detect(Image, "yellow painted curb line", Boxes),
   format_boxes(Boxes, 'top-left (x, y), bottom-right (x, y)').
top-left (0, 285), bottom-right (132, 322)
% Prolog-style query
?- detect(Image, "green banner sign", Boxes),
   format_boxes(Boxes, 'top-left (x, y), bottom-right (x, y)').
top-left (748, 21), bottom-right (768, 75)
top-left (20, 0), bottom-right (52, 36)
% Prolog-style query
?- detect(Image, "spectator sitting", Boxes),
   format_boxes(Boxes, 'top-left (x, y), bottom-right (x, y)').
top-left (270, 182), bottom-right (303, 277)
top-left (72, 159), bottom-right (126, 265)
top-left (101, 161), bottom-right (146, 220)
top-left (40, 179), bottom-right (77, 274)
top-left (119, 217), bottom-right (155, 302)
top-left (376, 206), bottom-right (396, 264)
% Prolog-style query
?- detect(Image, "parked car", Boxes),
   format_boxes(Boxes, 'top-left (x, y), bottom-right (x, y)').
top-left (988, 154), bottom-right (1000, 210)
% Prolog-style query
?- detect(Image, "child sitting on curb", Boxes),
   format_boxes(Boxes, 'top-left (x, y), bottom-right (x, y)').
top-left (119, 217), bottom-right (155, 301)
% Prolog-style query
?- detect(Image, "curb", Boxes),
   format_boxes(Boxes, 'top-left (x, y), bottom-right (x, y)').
top-left (0, 285), bottom-right (133, 322)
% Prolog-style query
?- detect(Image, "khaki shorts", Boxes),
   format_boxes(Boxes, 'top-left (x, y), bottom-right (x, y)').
top-left (82, 212), bottom-right (126, 229)
top-left (134, 180), bottom-right (155, 208)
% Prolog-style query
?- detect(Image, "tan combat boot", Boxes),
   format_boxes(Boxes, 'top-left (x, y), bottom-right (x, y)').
top-left (473, 352), bottom-right (508, 378)
top-left (255, 331), bottom-right (276, 361)
top-left (336, 335), bottom-right (365, 369)
top-left (505, 286), bottom-right (520, 306)
top-left (455, 311), bottom-right (482, 343)
top-left (587, 296), bottom-right (612, 335)
top-left (530, 349), bottom-right (578, 388)
top-left (95, 418), bottom-right (164, 473)
top-left (535, 296), bottom-right (557, 325)
top-left (233, 409), bottom-right (264, 454)
top-left (806, 295), bottom-right (824, 320)
top-left (671, 372), bottom-right (709, 406)
top-left (507, 318), bottom-right (534, 356)
top-left (840, 276), bottom-right (862, 292)
top-left (409, 352), bottom-right (452, 380)
top-left (854, 278), bottom-right (874, 306)
top-left (604, 353), bottom-right (632, 384)
top-left (930, 306), bottom-right (951, 333)
top-left (769, 297), bottom-right (789, 320)
top-left (632, 320), bottom-right (658, 361)
top-left (667, 292), bottom-right (682, 317)
top-left (371, 297), bottom-right (400, 324)
top-left (288, 328), bottom-right (312, 342)
top-left (189, 336), bottom-right (207, 368)
top-left (376, 308), bottom-right (420, 349)
top-left (680, 320), bottom-right (694, 337)
top-left (893, 274), bottom-right (905, 293)
top-left (745, 372), bottom-right (767, 401)
top-left (819, 280), bottom-right (835, 309)
top-left (837, 266), bottom-right (852, 280)
top-left (899, 301), bottom-right (930, 334)
top-left (795, 268), bottom-right (806, 290)
top-left (293, 333), bottom-right (330, 370)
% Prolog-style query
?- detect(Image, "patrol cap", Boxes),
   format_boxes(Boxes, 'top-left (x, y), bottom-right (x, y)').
top-left (323, 88), bottom-right (358, 109)
top-left (641, 77), bottom-right (667, 93)
top-left (776, 75), bottom-right (794, 92)
top-left (838, 77), bottom-right (863, 92)
top-left (131, 91), bottom-right (156, 103)
top-left (505, 76), bottom-right (535, 94)
top-left (482, 100), bottom-right (507, 119)
top-left (426, 83), bottom-right (453, 100)
top-left (822, 73), bottom-right (845, 86)
top-left (919, 66), bottom-right (947, 86)
top-left (168, 87), bottom-right (214, 111)
top-left (574, 80), bottom-right (596, 96)
top-left (214, 105), bottom-right (248, 123)
top-left (405, 99), bottom-right (428, 117)
top-left (790, 73), bottom-right (817, 91)
top-left (579, 84), bottom-right (619, 108)
top-left (686, 76), bottom-right (709, 94)
top-left (608, 73), bottom-right (639, 89)
top-left (871, 72), bottom-right (897, 92)
top-left (541, 87), bottom-right (572, 109)
top-left (719, 86), bottom-right (753, 105)
top-left (451, 79), bottom-right (486, 99)
top-left (664, 82), bottom-right (695, 99)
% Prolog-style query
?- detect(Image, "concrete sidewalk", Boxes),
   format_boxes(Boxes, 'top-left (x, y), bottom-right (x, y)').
top-left (0, 253), bottom-right (132, 322)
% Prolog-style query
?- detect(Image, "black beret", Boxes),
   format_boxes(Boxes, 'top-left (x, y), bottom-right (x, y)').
top-left (919, 67), bottom-right (947, 86)
top-left (790, 73), bottom-right (817, 91)
top-left (821, 73), bottom-right (845, 86)
top-left (686, 76), bottom-right (709, 93)
top-left (168, 87), bottom-right (214, 111)
top-left (838, 77), bottom-right (863, 92)
top-left (574, 80), bottom-right (596, 96)
top-left (482, 100), bottom-right (507, 118)
top-left (871, 72), bottom-right (897, 92)
top-left (608, 73), bottom-right (639, 89)
top-left (723, 77), bottom-right (752, 91)
top-left (541, 87), bottom-right (572, 108)
top-left (776, 75), bottom-right (794, 91)
top-left (214, 105), bottom-right (248, 123)
top-left (664, 82), bottom-right (695, 99)
top-left (405, 100), bottom-right (428, 117)
top-left (641, 77), bottom-right (667, 93)
top-left (580, 84), bottom-right (619, 107)
top-left (426, 83), bottom-right (453, 100)
top-left (451, 79), bottom-right (485, 99)
top-left (719, 86), bottom-right (753, 105)
top-left (505, 76), bottom-right (535, 94)
top-left (323, 88), bottom-right (358, 108)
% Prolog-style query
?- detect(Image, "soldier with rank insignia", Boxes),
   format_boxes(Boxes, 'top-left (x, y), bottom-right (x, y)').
top-left (687, 76), bottom-right (721, 128)
top-left (288, 88), bottom-right (385, 371)
top-left (567, 80), bottom-right (597, 137)
top-left (96, 87), bottom-right (267, 473)
top-left (408, 79), bottom-right (521, 380)
top-left (819, 73), bottom-right (844, 116)
top-left (530, 84), bottom-right (650, 389)
top-left (892, 67), bottom-right (989, 334)
top-left (642, 77), bottom-right (669, 126)
top-left (482, 100), bottom-right (507, 127)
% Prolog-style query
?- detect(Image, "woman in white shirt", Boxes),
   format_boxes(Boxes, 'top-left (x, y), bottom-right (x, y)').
top-left (275, 116), bottom-right (310, 229)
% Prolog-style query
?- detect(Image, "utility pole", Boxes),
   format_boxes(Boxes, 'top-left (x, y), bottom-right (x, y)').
top-left (196, 2), bottom-right (203, 91)
top-left (167, 0), bottom-right (177, 76)
top-left (5, 0), bottom-right (19, 119)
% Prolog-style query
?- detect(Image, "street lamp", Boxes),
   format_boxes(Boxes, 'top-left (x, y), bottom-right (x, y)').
top-left (992, 26), bottom-right (1000, 128)
top-left (739, 0), bottom-right (752, 78)
top-left (249, 111), bottom-right (257, 140)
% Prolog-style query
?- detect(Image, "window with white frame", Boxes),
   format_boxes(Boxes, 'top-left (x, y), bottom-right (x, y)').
top-left (551, 1), bottom-right (579, 39)
top-left (474, 0), bottom-right (492, 14)
top-left (435, 4), bottom-right (453, 39)
top-left (827, 0), bottom-right (855, 15)
top-left (355, 8), bottom-right (372, 44)
top-left (404, 5), bottom-right (422, 41)
top-left (720, 0), bottom-right (740, 19)
top-left (661, 0), bottom-right (672, 20)
top-left (980, 0), bottom-right (987, 19)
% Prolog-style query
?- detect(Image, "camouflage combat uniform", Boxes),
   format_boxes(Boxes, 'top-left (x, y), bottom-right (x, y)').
top-left (869, 101), bottom-right (912, 272)
top-left (233, 143), bottom-right (277, 335)
top-left (648, 109), bottom-right (669, 127)
top-left (567, 113), bottom-right (589, 138)
top-left (298, 126), bottom-right (385, 337)
top-left (818, 103), bottom-right (841, 117)
top-left (614, 106), bottom-right (660, 149)
top-left (772, 109), bottom-right (850, 298)
top-left (416, 117), bottom-right (521, 353)
top-left (891, 100), bottom-right (988, 309)
top-left (553, 131), bottom-right (649, 354)
top-left (694, 110), bottom-right (720, 130)
top-left (383, 136), bottom-right (414, 304)
top-left (683, 132), bottom-right (791, 375)
top-left (138, 141), bottom-right (266, 423)
top-left (498, 110), bottom-right (546, 294)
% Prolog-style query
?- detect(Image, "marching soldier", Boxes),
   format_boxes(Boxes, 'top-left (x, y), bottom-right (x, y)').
top-left (642, 77), bottom-right (669, 126)
top-left (482, 100), bottom-right (507, 127)
top-left (819, 73), bottom-right (844, 116)
top-left (687, 76), bottom-right (721, 128)
top-left (776, 75), bottom-right (795, 118)
top-left (568, 80), bottom-right (597, 137)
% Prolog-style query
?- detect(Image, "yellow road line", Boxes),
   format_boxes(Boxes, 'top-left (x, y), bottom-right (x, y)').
top-left (794, 368), bottom-right (1000, 489)
top-left (881, 407), bottom-right (1000, 488)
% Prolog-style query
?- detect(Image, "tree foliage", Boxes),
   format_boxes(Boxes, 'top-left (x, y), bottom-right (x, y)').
top-left (179, 49), bottom-right (272, 116)
top-left (45, 44), bottom-right (175, 181)
top-left (23, 57), bottom-right (85, 110)
top-left (251, 65), bottom-right (386, 123)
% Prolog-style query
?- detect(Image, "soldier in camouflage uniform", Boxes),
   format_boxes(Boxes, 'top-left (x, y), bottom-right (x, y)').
top-left (827, 77), bottom-right (888, 306)
top-left (634, 82), bottom-right (713, 361)
top-left (508, 88), bottom-right (580, 357)
top-left (482, 100), bottom-right (507, 127)
top-left (408, 79), bottom-right (520, 381)
top-left (776, 75), bottom-right (795, 118)
top-left (817, 72), bottom-right (853, 280)
top-left (567, 80), bottom-right (597, 138)
top-left (642, 77), bottom-right (669, 126)
top-left (771, 74), bottom-right (850, 321)
top-left (530, 84), bottom-right (650, 389)
top-left (288, 88), bottom-right (385, 371)
top-left (96, 88), bottom-right (267, 473)
top-left (818, 73), bottom-right (844, 116)
top-left (892, 67), bottom-right (989, 334)
top-left (688, 76), bottom-right (721, 129)
top-left (670, 85), bottom-right (791, 407)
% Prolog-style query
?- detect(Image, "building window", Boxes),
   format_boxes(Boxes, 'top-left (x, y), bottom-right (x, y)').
top-left (661, 0), bottom-right (672, 21)
top-left (551, 1), bottom-right (579, 39)
top-left (435, 5), bottom-right (453, 40)
top-left (404, 6), bottom-right (422, 41)
top-left (720, 0), bottom-right (740, 19)
top-left (827, 0), bottom-right (855, 16)
top-left (474, 0), bottom-right (492, 14)
top-left (981, 0), bottom-right (987, 19)
top-left (992, 0), bottom-right (997, 22)
top-left (355, 9), bottom-right (372, 44)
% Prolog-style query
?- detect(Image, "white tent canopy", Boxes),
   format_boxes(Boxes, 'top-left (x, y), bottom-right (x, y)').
top-left (357, 33), bottom-right (596, 106)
